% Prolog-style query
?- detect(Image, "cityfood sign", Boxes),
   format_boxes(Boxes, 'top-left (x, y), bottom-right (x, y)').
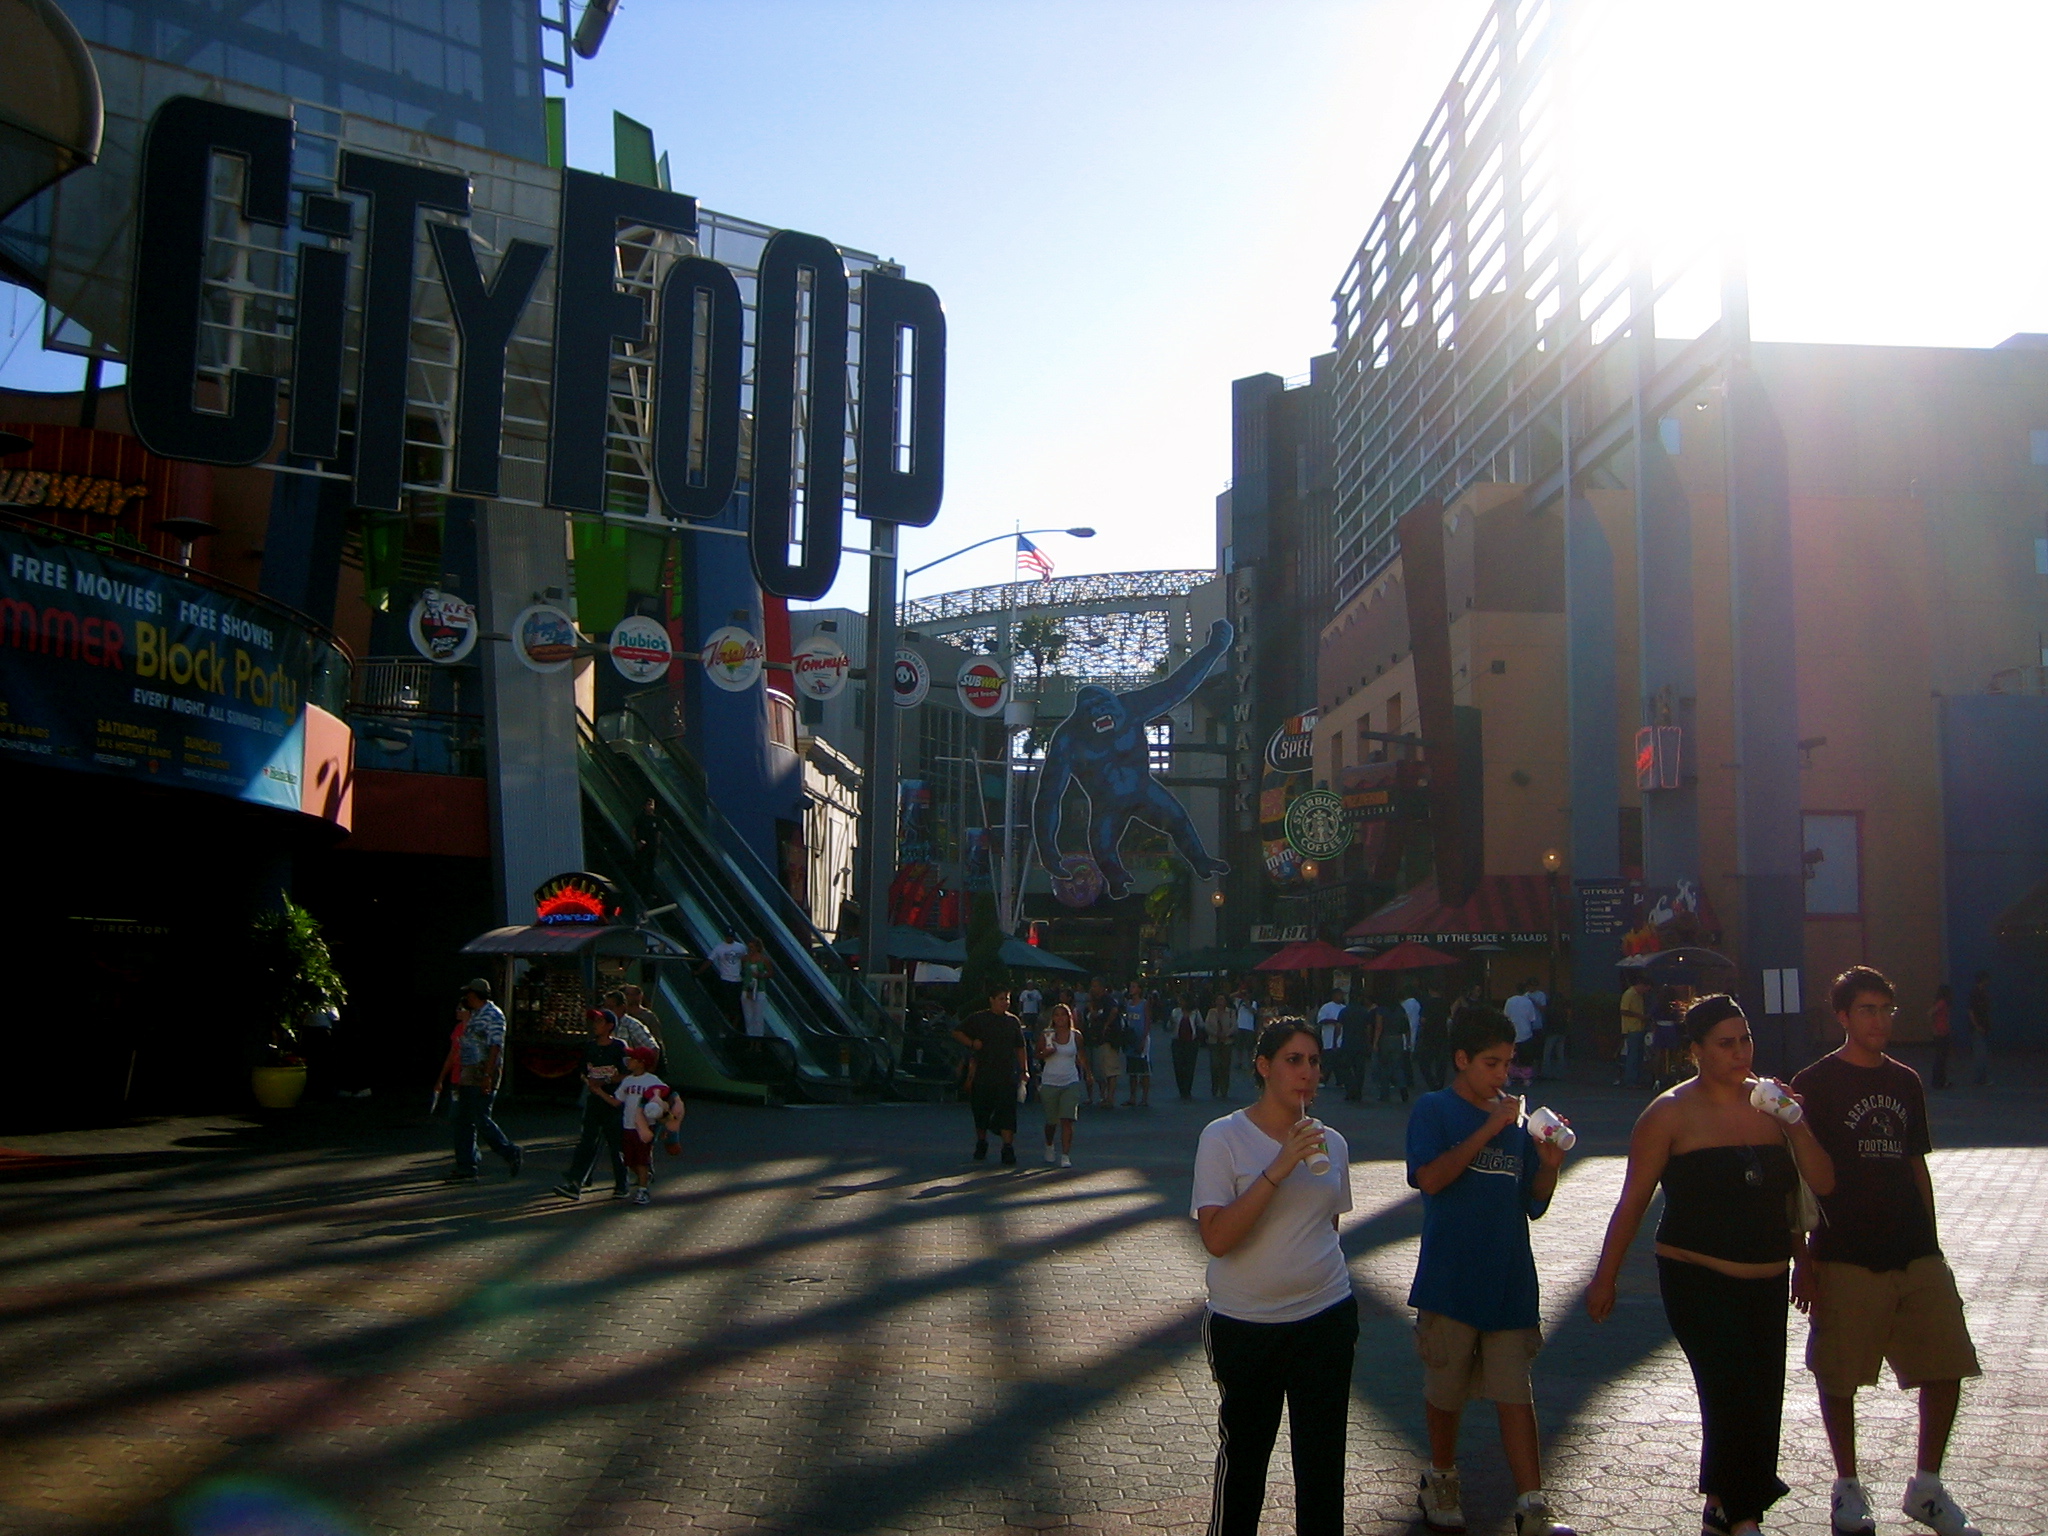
top-left (124, 98), bottom-right (946, 602)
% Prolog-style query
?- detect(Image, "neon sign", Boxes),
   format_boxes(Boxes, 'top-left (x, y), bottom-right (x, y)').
top-left (533, 870), bottom-right (620, 926)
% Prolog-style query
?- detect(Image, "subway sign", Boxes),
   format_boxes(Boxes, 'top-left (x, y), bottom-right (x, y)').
top-left (124, 97), bottom-right (946, 602)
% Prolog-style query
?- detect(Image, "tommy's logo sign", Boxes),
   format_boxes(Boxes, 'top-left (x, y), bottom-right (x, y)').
top-left (125, 98), bottom-right (946, 602)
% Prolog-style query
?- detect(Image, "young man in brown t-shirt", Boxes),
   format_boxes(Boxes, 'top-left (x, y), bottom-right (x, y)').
top-left (1791, 966), bottom-right (1982, 1536)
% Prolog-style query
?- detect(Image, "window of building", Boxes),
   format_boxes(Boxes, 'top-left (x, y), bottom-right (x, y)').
top-left (1802, 812), bottom-right (1861, 916)
top-left (766, 690), bottom-right (798, 754)
top-left (1148, 721), bottom-right (1172, 776)
top-left (1618, 806), bottom-right (1643, 878)
top-left (1386, 694), bottom-right (1403, 757)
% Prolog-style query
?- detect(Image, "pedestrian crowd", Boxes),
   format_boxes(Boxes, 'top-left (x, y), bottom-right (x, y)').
top-left (1191, 964), bottom-right (1984, 1536)
top-left (433, 957), bottom-right (1989, 1536)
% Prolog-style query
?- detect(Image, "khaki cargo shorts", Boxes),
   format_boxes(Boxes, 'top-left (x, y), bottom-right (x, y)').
top-left (1807, 1255), bottom-right (1980, 1395)
top-left (1415, 1310), bottom-right (1540, 1410)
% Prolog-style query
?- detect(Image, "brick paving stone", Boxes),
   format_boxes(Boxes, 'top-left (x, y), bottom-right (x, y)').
top-left (0, 1058), bottom-right (2043, 1535)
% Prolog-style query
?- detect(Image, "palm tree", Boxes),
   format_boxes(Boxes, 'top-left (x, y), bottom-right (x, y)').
top-left (1014, 613), bottom-right (1070, 686)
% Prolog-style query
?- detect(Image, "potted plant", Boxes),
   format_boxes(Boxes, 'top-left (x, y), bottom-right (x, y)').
top-left (247, 897), bottom-right (347, 1109)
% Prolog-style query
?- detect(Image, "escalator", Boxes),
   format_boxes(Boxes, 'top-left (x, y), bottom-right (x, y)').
top-left (578, 705), bottom-right (898, 1103)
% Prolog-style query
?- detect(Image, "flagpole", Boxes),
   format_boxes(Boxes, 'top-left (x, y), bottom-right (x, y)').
top-left (999, 522), bottom-right (1021, 934)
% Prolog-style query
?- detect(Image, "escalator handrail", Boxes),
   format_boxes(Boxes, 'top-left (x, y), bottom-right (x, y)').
top-left (579, 707), bottom-right (892, 1032)
top-left (577, 730), bottom-right (878, 1053)
top-left (581, 771), bottom-right (842, 1085)
top-left (606, 704), bottom-right (864, 966)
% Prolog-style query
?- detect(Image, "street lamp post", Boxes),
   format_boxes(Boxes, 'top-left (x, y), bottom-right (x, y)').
top-left (855, 526), bottom-right (1093, 981)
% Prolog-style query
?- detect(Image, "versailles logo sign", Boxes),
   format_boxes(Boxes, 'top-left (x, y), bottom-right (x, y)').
top-left (124, 98), bottom-right (947, 602)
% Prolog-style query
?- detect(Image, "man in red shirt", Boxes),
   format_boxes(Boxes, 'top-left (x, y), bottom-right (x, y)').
top-left (1791, 967), bottom-right (1981, 1536)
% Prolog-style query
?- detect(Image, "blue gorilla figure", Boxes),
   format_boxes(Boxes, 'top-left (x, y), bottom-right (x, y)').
top-left (1032, 618), bottom-right (1234, 901)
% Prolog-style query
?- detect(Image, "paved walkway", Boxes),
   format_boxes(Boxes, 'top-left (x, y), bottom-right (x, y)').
top-left (0, 1062), bottom-right (2042, 1536)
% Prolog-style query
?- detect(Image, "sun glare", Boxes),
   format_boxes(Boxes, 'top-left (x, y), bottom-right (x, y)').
top-left (1555, 0), bottom-right (2048, 348)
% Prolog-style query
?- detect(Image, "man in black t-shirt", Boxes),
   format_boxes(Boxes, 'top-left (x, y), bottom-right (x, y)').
top-left (952, 987), bottom-right (1028, 1165)
top-left (1791, 966), bottom-right (1982, 1536)
top-left (554, 1008), bottom-right (631, 1201)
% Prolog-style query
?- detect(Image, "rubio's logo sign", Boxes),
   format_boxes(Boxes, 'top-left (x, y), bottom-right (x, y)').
top-left (1265, 712), bottom-right (1318, 774)
top-left (124, 97), bottom-right (947, 602)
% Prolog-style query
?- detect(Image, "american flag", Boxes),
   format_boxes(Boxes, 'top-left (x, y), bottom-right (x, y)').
top-left (1016, 534), bottom-right (1053, 579)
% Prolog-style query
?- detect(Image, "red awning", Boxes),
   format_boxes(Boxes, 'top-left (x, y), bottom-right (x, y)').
top-left (1362, 941), bottom-right (1463, 971)
top-left (1254, 939), bottom-right (1367, 972)
top-left (1344, 875), bottom-right (1560, 947)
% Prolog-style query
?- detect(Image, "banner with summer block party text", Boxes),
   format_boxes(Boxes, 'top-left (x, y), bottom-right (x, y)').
top-left (0, 523), bottom-right (350, 821)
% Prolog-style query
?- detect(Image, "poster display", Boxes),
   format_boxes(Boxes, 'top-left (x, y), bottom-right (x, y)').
top-left (1265, 711), bottom-right (1318, 773)
top-left (511, 604), bottom-right (578, 673)
top-left (608, 615), bottom-right (673, 683)
top-left (0, 523), bottom-right (346, 815)
top-left (790, 632), bottom-right (850, 700)
top-left (701, 625), bottom-right (764, 691)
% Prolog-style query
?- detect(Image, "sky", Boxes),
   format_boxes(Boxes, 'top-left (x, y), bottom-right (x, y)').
top-left (8, 1), bottom-right (2048, 611)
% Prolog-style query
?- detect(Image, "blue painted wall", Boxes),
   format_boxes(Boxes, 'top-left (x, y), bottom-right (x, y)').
top-left (1941, 693), bottom-right (2048, 1046)
top-left (681, 517), bottom-right (801, 873)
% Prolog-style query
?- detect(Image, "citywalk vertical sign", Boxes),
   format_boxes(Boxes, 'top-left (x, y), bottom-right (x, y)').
top-left (120, 96), bottom-right (946, 602)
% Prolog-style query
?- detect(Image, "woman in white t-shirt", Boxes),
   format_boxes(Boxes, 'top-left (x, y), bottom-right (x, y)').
top-left (1192, 1020), bottom-right (1356, 1536)
top-left (1036, 1003), bottom-right (1091, 1167)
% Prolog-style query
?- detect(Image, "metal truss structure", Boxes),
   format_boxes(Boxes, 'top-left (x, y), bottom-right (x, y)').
top-left (1328, 0), bottom-right (1722, 602)
top-left (900, 569), bottom-right (1215, 692)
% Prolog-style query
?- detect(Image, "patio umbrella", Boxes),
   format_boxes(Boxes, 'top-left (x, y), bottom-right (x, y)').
top-left (999, 937), bottom-right (1087, 973)
top-left (1254, 939), bottom-right (1367, 972)
top-left (1362, 941), bottom-right (1462, 971)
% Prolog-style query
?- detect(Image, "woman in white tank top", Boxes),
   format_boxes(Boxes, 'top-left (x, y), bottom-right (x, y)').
top-left (1037, 1003), bottom-right (1091, 1167)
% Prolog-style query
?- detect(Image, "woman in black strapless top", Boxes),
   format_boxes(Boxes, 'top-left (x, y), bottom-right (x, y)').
top-left (1587, 997), bottom-right (1835, 1536)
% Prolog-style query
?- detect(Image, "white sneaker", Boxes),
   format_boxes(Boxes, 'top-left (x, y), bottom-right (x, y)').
top-left (1832, 1477), bottom-right (1876, 1536)
top-left (1418, 1468), bottom-right (1465, 1533)
top-left (1902, 1473), bottom-right (1980, 1536)
top-left (1044, 1141), bottom-right (1058, 1164)
top-left (1058, 1152), bottom-right (1072, 1168)
top-left (1514, 1491), bottom-right (1573, 1536)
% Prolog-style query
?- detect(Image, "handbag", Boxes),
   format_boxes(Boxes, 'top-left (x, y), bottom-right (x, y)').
top-left (1783, 1129), bottom-right (1821, 1234)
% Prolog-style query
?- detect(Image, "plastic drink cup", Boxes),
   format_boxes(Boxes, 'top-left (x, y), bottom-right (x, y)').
top-left (1300, 1096), bottom-right (1331, 1176)
top-left (1524, 1105), bottom-right (1577, 1152)
top-left (1749, 1078), bottom-right (1804, 1124)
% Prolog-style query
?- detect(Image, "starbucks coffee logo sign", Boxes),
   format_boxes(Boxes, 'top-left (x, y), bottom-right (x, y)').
top-left (1283, 788), bottom-right (1353, 861)
top-left (1265, 712), bottom-right (1318, 774)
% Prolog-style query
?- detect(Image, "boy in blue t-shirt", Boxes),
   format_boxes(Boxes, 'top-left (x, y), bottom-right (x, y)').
top-left (1405, 1007), bottom-right (1572, 1536)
